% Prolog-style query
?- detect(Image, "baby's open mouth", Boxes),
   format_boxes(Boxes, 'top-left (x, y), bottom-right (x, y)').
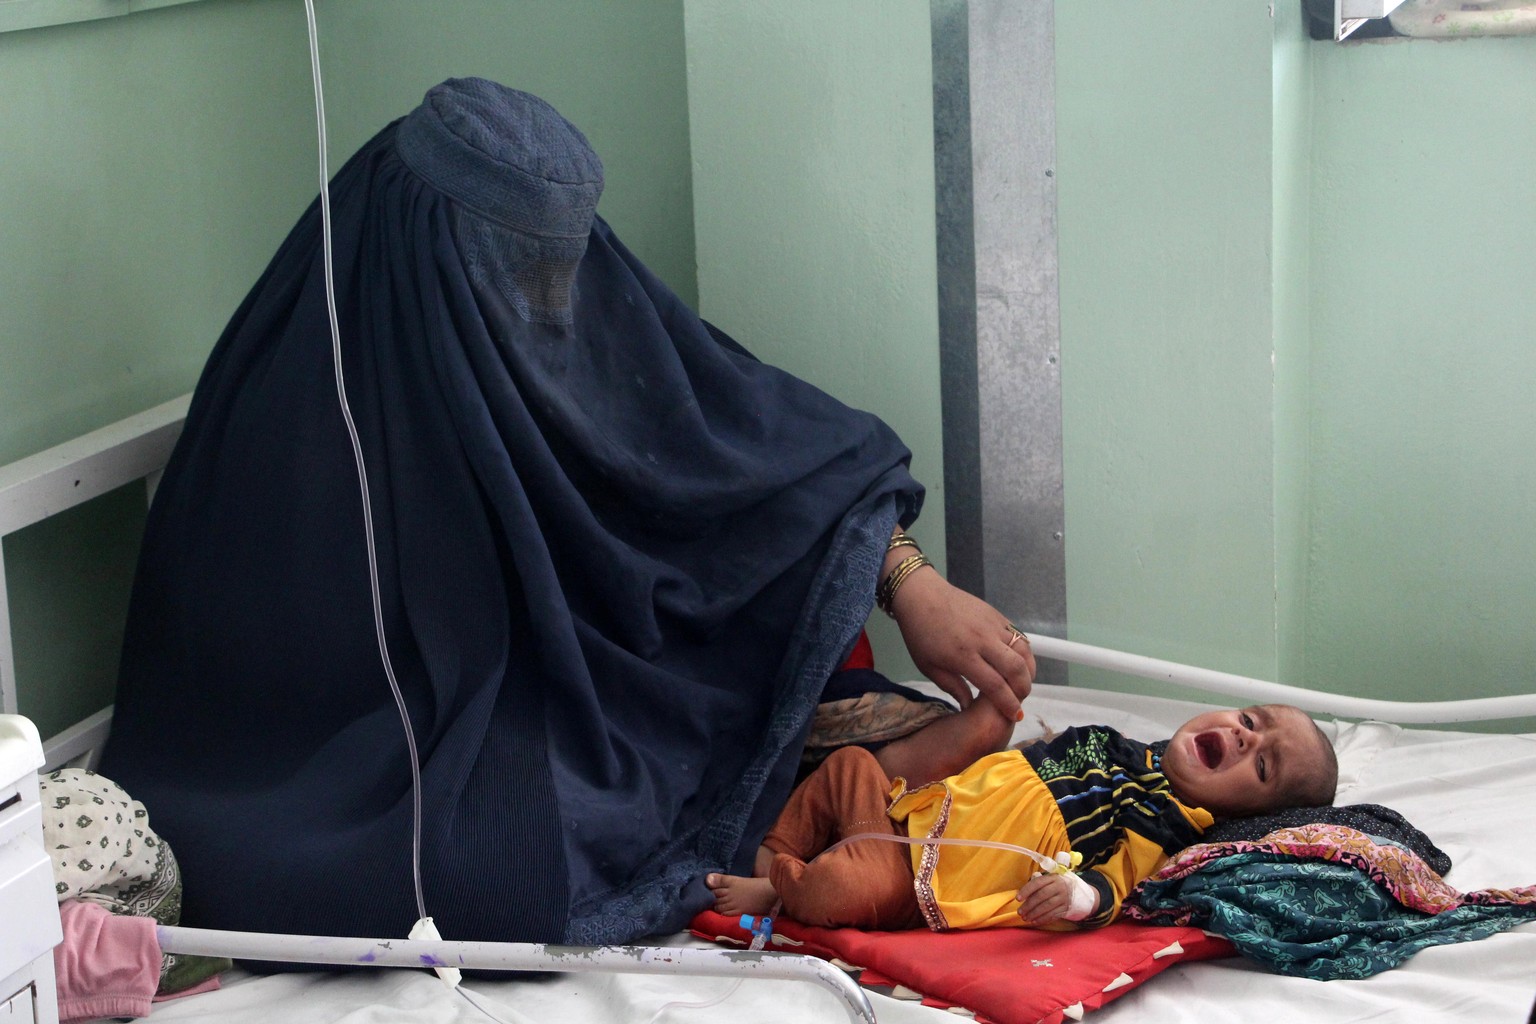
top-left (1195, 732), bottom-right (1225, 769)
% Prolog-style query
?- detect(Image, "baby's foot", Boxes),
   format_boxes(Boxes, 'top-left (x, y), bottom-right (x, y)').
top-left (705, 873), bottom-right (778, 917)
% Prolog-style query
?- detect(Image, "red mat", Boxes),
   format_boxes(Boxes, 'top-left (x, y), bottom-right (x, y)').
top-left (691, 910), bottom-right (1235, 1024)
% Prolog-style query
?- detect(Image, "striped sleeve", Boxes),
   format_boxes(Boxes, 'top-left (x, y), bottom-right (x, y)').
top-left (1078, 829), bottom-right (1175, 927)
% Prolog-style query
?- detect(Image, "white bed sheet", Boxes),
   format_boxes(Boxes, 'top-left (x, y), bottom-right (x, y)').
top-left (138, 683), bottom-right (1536, 1024)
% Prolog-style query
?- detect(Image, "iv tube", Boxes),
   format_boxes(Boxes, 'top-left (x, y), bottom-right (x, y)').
top-left (301, 0), bottom-right (429, 926)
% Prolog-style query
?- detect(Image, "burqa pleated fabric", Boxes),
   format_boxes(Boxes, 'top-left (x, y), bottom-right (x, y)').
top-left (101, 79), bottom-right (922, 945)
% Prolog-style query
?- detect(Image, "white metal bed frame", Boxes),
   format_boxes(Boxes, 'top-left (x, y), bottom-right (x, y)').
top-left (0, 393), bottom-right (188, 764)
top-left (4, 396), bottom-right (1536, 1024)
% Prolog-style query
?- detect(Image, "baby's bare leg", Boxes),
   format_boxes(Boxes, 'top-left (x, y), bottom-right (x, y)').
top-left (874, 695), bottom-right (1015, 787)
top-left (709, 747), bottom-right (883, 920)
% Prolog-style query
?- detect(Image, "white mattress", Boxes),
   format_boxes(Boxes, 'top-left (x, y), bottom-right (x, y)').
top-left (140, 683), bottom-right (1536, 1024)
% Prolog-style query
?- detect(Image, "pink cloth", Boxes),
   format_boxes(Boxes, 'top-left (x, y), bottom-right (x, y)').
top-left (53, 899), bottom-right (221, 1022)
top-left (53, 901), bottom-right (225, 1022)
top-left (54, 900), bottom-right (159, 1023)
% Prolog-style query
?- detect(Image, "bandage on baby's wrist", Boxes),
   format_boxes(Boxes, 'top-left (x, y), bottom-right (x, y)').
top-left (1060, 871), bottom-right (1098, 922)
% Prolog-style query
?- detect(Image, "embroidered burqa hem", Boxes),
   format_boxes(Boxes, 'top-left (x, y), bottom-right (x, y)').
top-left (102, 78), bottom-right (921, 946)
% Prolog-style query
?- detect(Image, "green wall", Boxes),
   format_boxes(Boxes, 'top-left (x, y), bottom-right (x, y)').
top-left (7, 0), bottom-right (1533, 736)
top-left (682, 0), bottom-right (943, 681)
top-left (1055, 2), bottom-right (1282, 692)
top-left (1054, 3), bottom-right (1534, 725)
top-left (2, 0), bottom-right (695, 737)
top-left (0, 0), bottom-right (313, 466)
top-left (1306, 35), bottom-right (1536, 717)
top-left (683, 2), bottom-right (1536, 723)
top-left (1272, 0), bottom-right (1314, 691)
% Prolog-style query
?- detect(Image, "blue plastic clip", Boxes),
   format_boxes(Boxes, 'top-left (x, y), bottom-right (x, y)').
top-left (739, 913), bottom-right (774, 947)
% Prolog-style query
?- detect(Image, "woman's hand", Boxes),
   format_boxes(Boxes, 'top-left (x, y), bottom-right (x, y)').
top-left (887, 557), bottom-right (1036, 720)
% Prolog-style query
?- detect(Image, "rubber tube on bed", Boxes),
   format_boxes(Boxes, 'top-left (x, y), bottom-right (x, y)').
top-left (1027, 634), bottom-right (1536, 724)
top-left (155, 926), bottom-right (876, 1024)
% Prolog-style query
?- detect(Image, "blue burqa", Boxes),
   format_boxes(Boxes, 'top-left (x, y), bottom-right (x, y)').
top-left (102, 79), bottom-right (921, 945)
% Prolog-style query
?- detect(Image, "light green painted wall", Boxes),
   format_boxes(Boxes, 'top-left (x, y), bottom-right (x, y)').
top-left (1272, 0), bottom-right (1314, 689)
top-left (9, 0), bottom-right (1532, 737)
top-left (1054, 2), bottom-right (1281, 696)
top-left (0, 0), bottom-right (313, 466)
top-left (1055, 5), bottom-right (1533, 727)
top-left (682, 0), bottom-right (942, 682)
top-left (1306, 35), bottom-right (1536, 723)
top-left (3, 0), bottom-right (695, 738)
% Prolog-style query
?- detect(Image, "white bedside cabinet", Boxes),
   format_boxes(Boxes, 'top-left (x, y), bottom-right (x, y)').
top-left (0, 716), bottom-right (60, 1024)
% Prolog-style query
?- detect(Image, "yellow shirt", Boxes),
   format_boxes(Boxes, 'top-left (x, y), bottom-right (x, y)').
top-left (888, 738), bottom-right (1211, 931)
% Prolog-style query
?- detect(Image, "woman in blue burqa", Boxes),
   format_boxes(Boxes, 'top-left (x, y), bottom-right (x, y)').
top-left (102, 78), bottom-right (1035, 946)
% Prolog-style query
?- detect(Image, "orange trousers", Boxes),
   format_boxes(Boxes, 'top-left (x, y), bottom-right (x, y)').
top-left (762, 746), bottom-right (924, 930)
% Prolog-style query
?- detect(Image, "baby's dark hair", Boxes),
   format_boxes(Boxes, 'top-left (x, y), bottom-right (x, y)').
top-left (1278, 720), bottom-right (1338, 810)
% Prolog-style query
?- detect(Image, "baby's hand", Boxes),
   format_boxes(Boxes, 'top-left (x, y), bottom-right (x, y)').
top-left (1015, 871), bottom-right (1098, 927)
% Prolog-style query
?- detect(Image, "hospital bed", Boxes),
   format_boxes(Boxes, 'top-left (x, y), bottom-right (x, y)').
top-left (2, 399), bottom-right (1534, 1024)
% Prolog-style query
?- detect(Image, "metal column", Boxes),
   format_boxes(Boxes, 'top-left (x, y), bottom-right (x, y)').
top-left (932, 0), bottom-right (1067, 681)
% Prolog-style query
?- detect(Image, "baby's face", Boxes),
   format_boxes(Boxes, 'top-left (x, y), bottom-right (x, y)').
top-left (1160, 704), bottom-right (1322, 818)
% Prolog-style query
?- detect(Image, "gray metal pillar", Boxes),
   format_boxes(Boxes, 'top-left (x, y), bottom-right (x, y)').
top-left (932, 0), bottom-right (1066, 682)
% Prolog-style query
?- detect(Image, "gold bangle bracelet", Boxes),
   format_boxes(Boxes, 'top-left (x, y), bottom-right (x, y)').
top-left (887, 534), bottom-right (920, 555)
top-left (876, 552), bottom-right (932, 617)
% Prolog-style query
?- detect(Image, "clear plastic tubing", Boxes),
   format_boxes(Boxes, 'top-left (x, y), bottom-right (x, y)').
top-left (819, 830), bottom-right (1058, 872)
